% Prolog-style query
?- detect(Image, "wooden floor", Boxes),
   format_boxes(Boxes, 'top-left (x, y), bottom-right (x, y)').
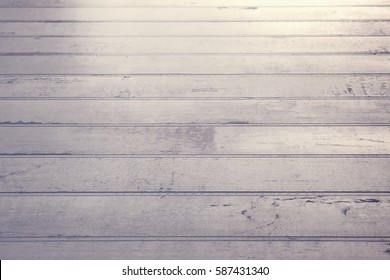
top-left (0, 0), bottom-right (390, 260)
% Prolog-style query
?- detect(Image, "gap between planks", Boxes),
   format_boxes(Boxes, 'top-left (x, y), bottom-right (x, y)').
top-left (0, 124), bottom-right (389, 127)
top-left (1, 237), bottom-right (389, 242)
top-left (2, 20), bottom-right (390, 23)
top-left (1, 192), bottom-right (390, 197)
top-left (1, 53), bottom-right (390, 56)
top-left (1, 98), bottom-right (390, 100)
top-left (1, 154), bottom-right (390, 158)
top-left (2, 73), bottom-right (390, 76)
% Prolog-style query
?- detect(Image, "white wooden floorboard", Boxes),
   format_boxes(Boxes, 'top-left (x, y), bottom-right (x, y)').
top-left (1, 75), bottom-right (389, 99)
top-left (1, 158), bottom-right (389, 193)
top-left (0, 100), bottom-right (389, 124)
top-left (1, 196), bottom-right (389, 237)
top-left (1, 7), bottom-right (389, 21)
top-left (0, 126), bottom-right (389, 155)
top-left (1, 55), bottom-right (389, 74)
top-left (1, 241), bottom-right (389, 260)
top-left (2, 22), bottom-right (389, 36)
top-left (1, 37), bottom-right (389, 54)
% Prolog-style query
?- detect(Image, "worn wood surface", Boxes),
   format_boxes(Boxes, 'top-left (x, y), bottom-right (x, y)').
top-left (1, 75), bottom-right (389, 99)
top-left (0, 1), bottom-right (389, 259)
top-left (2, 22), bottom-right (390, 37)
top-left (1, 37), bottom-right (389, 54)
top-left (1, 126), bottom-right (389, 155)
top-left (1, 196), bottom-right (389, 236)
top-left (1, 7), bottom-right (389, 21)
top-left (2, 241), bottom-right (389, 260)
top-left (1, 158), bottom-right (389, 193)
top-left (1, 100), bottom-right (389, 124)
top-left (1, 55), bottom-right (390, 74)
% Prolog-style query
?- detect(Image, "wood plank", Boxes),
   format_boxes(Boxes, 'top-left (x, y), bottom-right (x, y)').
top-left (1, 241), bottom-right (389, 260)
top-left (1, 158), bottom-right (389, 193)
top-left (0, 126), bottom-right (388, 155)
top-left (0, 100), bottom-right (389, 124)
top-left (1, 37), bottom-right (389, 54)
top-left (1, 7), bottom-right (389, 21)
top-left (1, 22), bottom-right (389, 36)
top-left (2, 0), bottom-right (390, 8)
top-left (1, 75), bottom-right (389, 99)
top-left (0, 196), bottom-right (389, 237)
top-left (0, 55), bottom-right (389, 74)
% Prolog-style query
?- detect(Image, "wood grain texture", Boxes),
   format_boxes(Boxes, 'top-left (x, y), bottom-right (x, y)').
top-left (1, 37), bottom-right (389, 54)
top-left (0, 100), bottom-right (389, 124)
top-left (1, 0), bottom-right (389, 260)
top-left (1, 7), bottom-right (389, 21)
top-left (1, 158), bottom-right (389, 193)
top-left (0, 126), bottom-right (389, 155)
top-left (1, 75), bottom-right (389, 99)
top-left (1, 241), bottom-right (389, 260)
top-left (1, 196), bottom-right (389, 237)
top-left (1, 55), bottom-right (389, 74)
top-left (1, 0), bottom-right (390, 8)
top-left (2, 22), bottom-right (389, 36)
